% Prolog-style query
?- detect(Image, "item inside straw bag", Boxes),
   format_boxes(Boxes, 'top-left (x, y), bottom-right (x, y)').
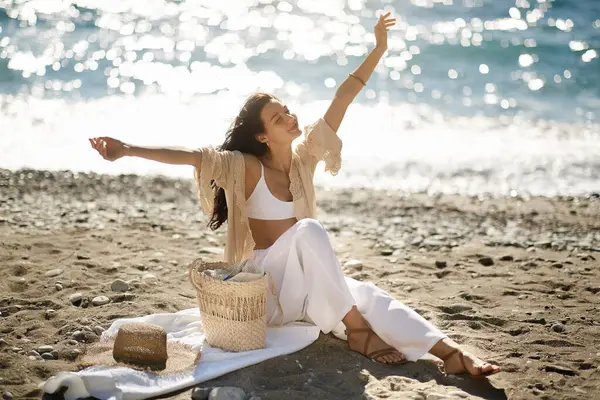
top-left (189, 258), bottom-right (276, 352)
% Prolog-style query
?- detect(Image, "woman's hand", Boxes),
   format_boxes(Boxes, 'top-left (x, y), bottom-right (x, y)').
top-left (374, 12), bottom-right (396, 50)
top-left (89, 137), bottom-right (128, 162)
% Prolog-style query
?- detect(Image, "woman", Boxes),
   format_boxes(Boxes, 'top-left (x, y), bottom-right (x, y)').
top-left (90, 12), bottom-right (500, 377)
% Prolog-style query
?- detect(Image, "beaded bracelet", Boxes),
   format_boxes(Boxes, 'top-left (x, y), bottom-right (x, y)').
top-left (349, 73), bottom-right (366, 86)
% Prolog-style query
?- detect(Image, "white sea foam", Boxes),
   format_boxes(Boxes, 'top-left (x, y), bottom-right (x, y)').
top-left (2, 93), bottom-right (598, 197)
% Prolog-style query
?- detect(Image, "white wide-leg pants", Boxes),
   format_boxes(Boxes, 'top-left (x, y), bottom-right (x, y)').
top-left (253, 219), bottom-right (447, 361)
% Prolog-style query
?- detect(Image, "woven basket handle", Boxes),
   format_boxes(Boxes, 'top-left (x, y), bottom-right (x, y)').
top-left (188, 265), bottom-right (204, 292)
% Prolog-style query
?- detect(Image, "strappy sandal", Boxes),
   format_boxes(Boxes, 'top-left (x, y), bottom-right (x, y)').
top-left (440, 349), bottom-right (500, 378)
top-left (345, 327), bottom-right (406, 365)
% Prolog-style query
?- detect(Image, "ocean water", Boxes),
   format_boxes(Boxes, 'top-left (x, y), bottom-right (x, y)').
top-left (0, 0), bottom-right (599, 196)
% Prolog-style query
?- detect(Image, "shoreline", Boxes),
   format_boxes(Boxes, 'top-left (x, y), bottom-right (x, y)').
top-left (1, 168), bottom-right (599, 399)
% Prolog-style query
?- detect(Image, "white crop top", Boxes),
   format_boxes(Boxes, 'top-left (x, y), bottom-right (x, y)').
top-left (246, 163), bottom-right (295, 220)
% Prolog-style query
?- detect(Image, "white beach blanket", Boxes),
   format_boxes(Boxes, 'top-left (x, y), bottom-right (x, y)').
top-left (42, 308), bottom-right (320, 400)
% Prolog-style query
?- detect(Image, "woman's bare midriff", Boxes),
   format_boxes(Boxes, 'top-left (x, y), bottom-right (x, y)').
top-left (249, 217), bottom-right (298, 250)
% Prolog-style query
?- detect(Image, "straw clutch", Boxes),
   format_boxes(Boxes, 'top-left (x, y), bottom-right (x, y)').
top-left (188, 259), bottom-right (268, 352)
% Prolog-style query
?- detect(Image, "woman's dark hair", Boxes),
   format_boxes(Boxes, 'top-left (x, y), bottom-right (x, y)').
top-left (208, 92), bottom-right (276, 230)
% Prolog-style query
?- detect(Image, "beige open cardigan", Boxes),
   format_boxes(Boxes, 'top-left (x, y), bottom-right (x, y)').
top-left (193, 118), bottom-right (342, 263)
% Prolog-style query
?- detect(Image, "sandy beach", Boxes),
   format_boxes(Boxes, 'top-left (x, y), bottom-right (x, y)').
top-left (1, 168), bottom-right (599, 400)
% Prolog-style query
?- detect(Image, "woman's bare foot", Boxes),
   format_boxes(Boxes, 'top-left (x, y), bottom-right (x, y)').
top-left (441, 349), bottom-right (500, 377)
top-left (346, 327), bottom-right (406, 364)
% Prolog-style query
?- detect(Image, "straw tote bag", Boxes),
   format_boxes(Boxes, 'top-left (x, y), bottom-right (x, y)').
top-left (188, 259), bottom-right (268, 352)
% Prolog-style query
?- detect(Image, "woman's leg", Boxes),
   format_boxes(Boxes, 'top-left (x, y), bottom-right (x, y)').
top-left (290, 219), bottom-right (406, 364)
top-left (341, 277), bottom-right (446, 362)
top-left (257, 219), bottom-right (405, 364)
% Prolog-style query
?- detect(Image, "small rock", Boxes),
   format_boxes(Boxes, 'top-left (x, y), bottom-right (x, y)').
top-left (191, 387), bottom-right (212, 400)
top-left (543, 365), bottom-right (578, 376)
top-left (50, 350), bottom-right (59, 359)
top-left (435, 260), bottom-right (447, 269)
top-left (344, 259), bottom-right (363, 270)
top-left (551, 263), bottom-right (563, 269)
top-left (248, 397), bottom-right (262, 400)
top-left (64, 348), bottom-right (82, 360)
top-left (509, 326), bottom-right (530, 336)
top-left (3, 391), bottom-right (14, 400)
top-left (93, 326), bottom-right (105, 336)
top-left (111, 279), bottom-right (129, 292)
top-left (500, 255), bottom-right (514, 261)
top-left (585, 286), bottom-right (600, 294)
top-left (45, 268), bottom-right (63, 277)
top-left (410, 237), bottom-right (424, 246)
top-left (435, 270), bottom-right (451, 279)
top-left (92, 296), bottom-right (110, 306)
top-left (426, 394), bottom-right (448, 400)
top-left (380, 249), bottom-right (393, 256)
top-left (66, 339), bottom-right (78, 346)
top-left (551, 323), bottom-right (565, 333)
top-left (55, 283), bottom-right (64, 291)
top-left (45, 309), bottom-right (57, 319)
top-left (518, 294), bottom-right (528, 300)
top-left (134, 264), bottom-right (147, 271)
top-left (0, 339), bottom-right (7, 346)
top-left (208, 387), bottom-right (246, 400)
top-left (127, 278), bottom-right (142, 288)
top-left (28, 350), bottom-right (41, 358)
top-left (200, 247), bottom-right (225, 255)
top-left (69, 293), bottom-right (83, 306)
top-left (41, 352), bottom-right (56, 360)
top-left (72, 330), bottom-right (85, 341)
top-left (37, 345), bottom-right (54, 354)
top-left (478, 257), bottom-right (494, 266)
top-left (142, 274), bottom-right (157, 284)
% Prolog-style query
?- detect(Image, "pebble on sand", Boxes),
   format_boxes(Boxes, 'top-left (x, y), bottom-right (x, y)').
top-left (344, 259), bottom-right (363, 270)
top-left (142, 273), bottom-right (158, 284)
top-left (191, 387), bottom-right (212, 400)
top-left (551, 323), bottom-right (566, 333)
top-left (478, 256), bottom-right (494, 266)
top-left (44, 309), bottom-right (57, 319)
top-left (93, 325), bottom-right (105, 336)
top-left (435, 260), bottom-right (447, 269)
top-left (37, 345), bottom-right (54, 354)
top-left (208, 387), bottom-right (246, 400)
top-left (92, 296), bottom-right (110, 306)
top-left (111, 279), bottom-right (129, 292)
top-left (45, 268), bottom-right (63, 277)
top-left (69, 293), bottom-right (83, 306)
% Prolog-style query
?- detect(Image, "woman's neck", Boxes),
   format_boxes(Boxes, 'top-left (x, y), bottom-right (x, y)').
top-left (262, 144), bottom-right (293, 174)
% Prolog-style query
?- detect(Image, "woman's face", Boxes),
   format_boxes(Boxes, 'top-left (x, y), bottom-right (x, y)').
top-left (258, 99), bottom-right (301, 146)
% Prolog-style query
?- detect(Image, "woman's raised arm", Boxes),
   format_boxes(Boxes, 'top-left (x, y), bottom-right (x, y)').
top-left (323, 12), bottom-right (396, 132)
top-left (89, 137), bottom-right (200, 167)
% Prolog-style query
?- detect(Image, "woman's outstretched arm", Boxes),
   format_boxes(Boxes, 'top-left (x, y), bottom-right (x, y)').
top-left (324, 12), bottom-right (396, 132)
top-left (89, 137), bottom-right (200, 166)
